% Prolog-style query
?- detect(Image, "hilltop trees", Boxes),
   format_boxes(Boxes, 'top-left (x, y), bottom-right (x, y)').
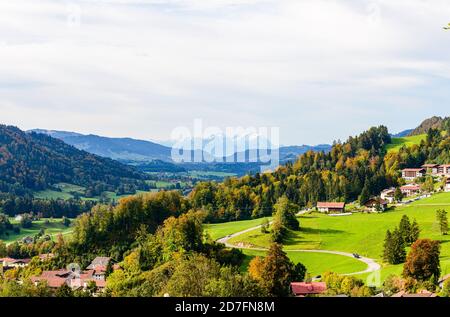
top-left (436, 209), bottom-right (448, 235)
top-left (188, 126), bottom-right (393, 223)
top-left (403, 239), bottom-right (441, 284)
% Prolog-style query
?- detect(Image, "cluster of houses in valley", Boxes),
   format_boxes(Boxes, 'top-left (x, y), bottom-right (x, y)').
top-left (0, 255), bottom-right (118, 294)
top-left (315, 163), bottom-right (450, 215)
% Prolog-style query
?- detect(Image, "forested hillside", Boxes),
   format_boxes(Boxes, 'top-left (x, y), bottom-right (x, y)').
top-left (0, 125), bottom-right (148, 197)
top-left (189, 118), bottom-right (450, 223)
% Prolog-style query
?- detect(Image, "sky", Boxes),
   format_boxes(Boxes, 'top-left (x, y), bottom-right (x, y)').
top-left (0, 0), bottom-right (450, 146)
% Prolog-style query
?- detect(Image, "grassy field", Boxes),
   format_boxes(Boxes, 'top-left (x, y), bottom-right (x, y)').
top-left (208, 192), bottom-right (450, 283)
top-left (1, 218), bottom-right (73, 244)
top-left (204, 217), bottom-right (271, 241)
top-left (385, 134), bottom-right (426, 153)
top-left (188, 171), bottom-right (237, 178)
top-left (34, 182), bottom-right (157, 201)
top-left (240, 249), bottom-right (367, 276)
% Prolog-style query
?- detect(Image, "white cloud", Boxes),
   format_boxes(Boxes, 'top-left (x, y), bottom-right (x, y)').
top-left (0, 0), bottom-right (449, 144)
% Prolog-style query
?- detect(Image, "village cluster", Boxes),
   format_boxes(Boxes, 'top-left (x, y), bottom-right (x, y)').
top-left (0, 255), bottom-right (118, 294)
top-left (315, 164), bottom-right (450, 214)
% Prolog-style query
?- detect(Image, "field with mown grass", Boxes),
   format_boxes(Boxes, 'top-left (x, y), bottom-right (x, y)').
top-left (204, 217), bottom-right (272, 241)
top-left (34, 182), bottom-right (155, 201)
top-left (1, 218), bottom-right (73, 245)
top-left (239, 249), bottom-right (367, 276)
top-left (207, 192), bottom-right (450, 283)
top-left (385, 134), bottom-right (426, 153)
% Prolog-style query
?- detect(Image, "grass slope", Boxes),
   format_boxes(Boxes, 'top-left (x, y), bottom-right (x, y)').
top-left (204, 217), bottom-right (271, 241)
top-left (1, 218), bottom-right (73, 244)
top-left (385, 134), bottom-right (426, 153)
top-left (240, 249), bottom-right (367, 276)
top-left (210, 192), bottom-right (450, 283)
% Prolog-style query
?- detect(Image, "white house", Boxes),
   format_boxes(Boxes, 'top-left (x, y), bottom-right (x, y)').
top-left (380, 188), bottom-right (396, 203)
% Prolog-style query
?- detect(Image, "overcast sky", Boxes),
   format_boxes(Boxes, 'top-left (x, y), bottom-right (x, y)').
top-left (1, 0), bottom-right (449, 145)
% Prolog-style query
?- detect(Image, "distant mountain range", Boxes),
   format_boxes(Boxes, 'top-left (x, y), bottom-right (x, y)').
top-left (29, 129), bottom-right (332, 168)
top-left (391, 129), bottom-right (414, 138)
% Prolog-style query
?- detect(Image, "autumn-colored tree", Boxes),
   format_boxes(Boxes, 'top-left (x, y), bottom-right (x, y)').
top-left (248, 256), bottom-right (265, 281)
top-left (403, 239), bottom-right (441, 283)
top-left (248, 243), bottom-right (298, 297)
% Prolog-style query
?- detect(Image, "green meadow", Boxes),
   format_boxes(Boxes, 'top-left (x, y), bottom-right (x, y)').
top-left (1, 218), bottom-right (73, 245)
top-left (385, 134), bottom-right (426, 153)
top-left (207, 192), bottom-right (450, 282)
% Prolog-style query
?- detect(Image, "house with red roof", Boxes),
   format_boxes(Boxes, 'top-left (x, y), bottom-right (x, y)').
top-left (31, 269), bottom-right (107, 291)
top-left (316, 202), bottom-right (345, 213)
top-left (1, 257), bottom-right (31, 269)
top-left (400, 184), bottom-right (421, 197)
top-left (291, 282), bottom-right (327, 297)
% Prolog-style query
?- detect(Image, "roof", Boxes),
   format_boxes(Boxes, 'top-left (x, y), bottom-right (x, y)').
top-left (401, 184), bottom-right (421, 190)
top-left (0, 257), bottom-right (17, 263)
top-left (1, 257), bottom-right (31, 264)
top-left (381, 188), bottom-right (395, 194)
top-left (392, 290), bottom-right (437, 298)
top-left (422, 164), bottom-right (439, 168)
top-left (402, 168), bottom-right (425, 172)
top-left (364, 198), bottom-right (388, 206)
top-left (86, 257), bottom-right (111, 270)
top-left (316, 202), bottom-right (345, 209)
top-left (31, 269), bottom-right (107, 289)
top-left (31, 270), bottom-right (72, 288)
top-left (291, 282), bottom-right (327, 295)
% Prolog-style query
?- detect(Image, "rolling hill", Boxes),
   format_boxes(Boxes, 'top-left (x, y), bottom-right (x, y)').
top-left (385, 134), bottom-right (427, 153)
top-left (0, 125), bottom-right (147, 197)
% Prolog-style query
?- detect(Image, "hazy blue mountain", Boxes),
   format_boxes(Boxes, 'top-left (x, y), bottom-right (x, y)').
top-left (29, 129), bottom-right (173, 162)
top-left (29, 129), bottom-right (331, 175)
top-left (391, 129), bottom-right (413, 138)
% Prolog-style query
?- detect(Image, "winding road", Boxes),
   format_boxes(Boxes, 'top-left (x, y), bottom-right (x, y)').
top-left (216, 214), bottom-right (381, 276)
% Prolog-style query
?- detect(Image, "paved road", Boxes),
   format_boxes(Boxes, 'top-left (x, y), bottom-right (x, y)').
top-left (217, 211), bottom-right (381, 276)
